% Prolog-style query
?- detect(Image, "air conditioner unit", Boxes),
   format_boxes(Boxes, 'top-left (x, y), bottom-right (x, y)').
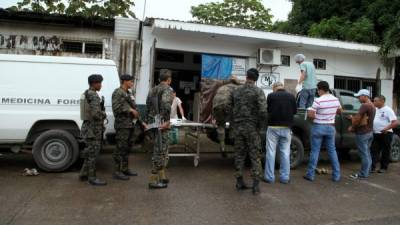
top-left (257, 48), bottom-right (281, 65)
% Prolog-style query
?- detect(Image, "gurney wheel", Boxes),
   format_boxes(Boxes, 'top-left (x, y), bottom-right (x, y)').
top-left (194, 157), bottom-right (199, 167)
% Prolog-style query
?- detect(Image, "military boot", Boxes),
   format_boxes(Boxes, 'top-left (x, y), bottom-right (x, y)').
top-left (252, 179), bottom-right (260, 195)
top-left (88, 177), bottom-right (107, 186)
top-left (148, 173), bottom-right (167, 189)
top-left (113, 171), bottom-right (130, 181)
top-left (235, 177), bottom-right (249, 190)
top-left (79, 162), bottom-right (88, 181)
top-left (158, 169), bottom-right (169, 184)
top-left (122, 169), bottom-right (138, 177)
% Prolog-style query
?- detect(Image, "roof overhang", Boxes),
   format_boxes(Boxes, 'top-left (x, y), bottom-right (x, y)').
top-left (0, 8), bottom-right (114, 30)
top-left (148, 18), bottom-right (380, 55)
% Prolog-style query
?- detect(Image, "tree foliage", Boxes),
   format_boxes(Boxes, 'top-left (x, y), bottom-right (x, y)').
top-left (275, 0), bottom-right (400, 57)
top-left (191, 0), bottom-right (273, 31)
top-left (8, 0), bottom-right (135, 18)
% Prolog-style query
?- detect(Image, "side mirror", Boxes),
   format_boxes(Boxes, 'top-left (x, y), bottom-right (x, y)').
top-left (343, 104), bottom-right (354, 110)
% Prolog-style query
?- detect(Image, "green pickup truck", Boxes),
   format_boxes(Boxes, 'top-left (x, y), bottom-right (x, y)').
top-left (208, 89), bottom-right (400, 168)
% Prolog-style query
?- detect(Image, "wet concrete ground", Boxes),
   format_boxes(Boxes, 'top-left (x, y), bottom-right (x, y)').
top-left (1, 150), bottom-right (400, 225)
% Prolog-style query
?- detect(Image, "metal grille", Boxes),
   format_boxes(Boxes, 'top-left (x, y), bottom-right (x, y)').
top-left (62, 41), bottom-right (82, 53)
top-left (85, 43), bottom-right (103, 54)
top-left (334, 76), bottom-right (377, 97)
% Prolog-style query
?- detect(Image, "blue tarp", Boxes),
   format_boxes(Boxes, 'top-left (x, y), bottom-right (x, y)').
top-left (201, 54), bottom-right (233, 80)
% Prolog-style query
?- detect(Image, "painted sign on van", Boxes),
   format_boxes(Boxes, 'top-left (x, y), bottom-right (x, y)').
top-left (1, 97), bottom-right (80, 105)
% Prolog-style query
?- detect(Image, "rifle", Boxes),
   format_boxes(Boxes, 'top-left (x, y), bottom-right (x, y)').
top-left (146, 92), bottom-right (164, 152)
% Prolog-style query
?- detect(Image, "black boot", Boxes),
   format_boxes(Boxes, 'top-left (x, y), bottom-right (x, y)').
top-left (79, 175), bottom-right (88, 182)
top-left (113, 171), bottom-right (130, 181)
top-left (252, 180), bottom-right (260, 195)
top-left (123, 169), bottom-right (138, 177)
top-left (88, 177), bottom-right (107, 186)
top-left (236, 177), bottom-right (249, 190)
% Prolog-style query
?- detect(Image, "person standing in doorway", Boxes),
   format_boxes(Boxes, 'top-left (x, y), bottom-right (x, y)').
top-left (304, 81), bottom-right (342, 182)
top-left (371, 95), bottom-right (398, 173)
top-left (348, 89), bottom-right (376, 179)
top-left (295, 54), bottom-right (317, 109)
top-left (264, 82), bottom-right (297, 184)
top-left (232, 68), bottom-right (267, 195)
top-left (170, 90), bottom-right (186, 120)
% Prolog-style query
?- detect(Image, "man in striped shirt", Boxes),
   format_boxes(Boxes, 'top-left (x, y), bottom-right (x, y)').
top-left (304, 81), bottom-right (343, 182)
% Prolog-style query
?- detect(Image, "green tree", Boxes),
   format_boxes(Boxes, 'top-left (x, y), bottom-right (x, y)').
top-left (8, 0), bottom-right (135, 18)
top-left (191, 0), bottom-right (273, 31)
top-left (273, 0), bottom-right (400, 58)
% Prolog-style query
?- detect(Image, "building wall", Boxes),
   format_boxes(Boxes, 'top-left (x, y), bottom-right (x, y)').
top-left (139, 26), bottom-right (393, 107)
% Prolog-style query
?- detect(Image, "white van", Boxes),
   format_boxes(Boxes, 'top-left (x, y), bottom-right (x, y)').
top-left (0, 54), bottom-right (120, 172)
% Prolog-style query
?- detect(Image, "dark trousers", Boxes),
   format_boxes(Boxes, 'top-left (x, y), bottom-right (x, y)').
top-left (371, 132), bottom-right (393, 170)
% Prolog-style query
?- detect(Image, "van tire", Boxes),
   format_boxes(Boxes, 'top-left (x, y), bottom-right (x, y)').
top-left (32, 129), bottom-right (79, 172)
top-left (289, 135), bottom-right (304, 169)
top-left (274, 135), bottom-right (304, 169)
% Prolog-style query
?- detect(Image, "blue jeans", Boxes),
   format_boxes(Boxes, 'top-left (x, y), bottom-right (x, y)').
top-left (264, 127), bottom-right (291, 183)
top-left (306, 124), bottom-right (341, 181)
top-left (298, 88), bottom-right (316, 109)
top-left (356, 132), bottom-right (373, 177)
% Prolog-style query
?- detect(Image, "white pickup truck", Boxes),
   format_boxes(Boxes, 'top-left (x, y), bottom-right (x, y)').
top-left (0, 54), bottom-right (120, 171)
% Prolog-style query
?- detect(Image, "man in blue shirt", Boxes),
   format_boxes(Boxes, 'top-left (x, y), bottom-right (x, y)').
top-left (295, 54), bottom-right (317, 108)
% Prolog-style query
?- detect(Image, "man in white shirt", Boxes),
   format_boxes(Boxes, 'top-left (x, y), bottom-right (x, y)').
top-left (170, 90), bottom-right (186, 120)
top-left (371, 95), bottom-right (399, 173)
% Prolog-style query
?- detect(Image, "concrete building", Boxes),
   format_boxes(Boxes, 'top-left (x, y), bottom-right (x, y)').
top-left (0, 9), bottom-right (141, 76)
top-left (1, 11), bottom-right (398, 115)
top-left (137, 18), bottom-right (397, 118)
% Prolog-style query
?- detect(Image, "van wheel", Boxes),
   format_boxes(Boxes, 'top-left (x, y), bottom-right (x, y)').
top-left (32, 130), bottom-right (79, 172)
top-left (289, 135), bottom-right (304, 169)
top-left (275, 135), bottom-right (304, 169)
top-left (390, 134), bottom-right (400, 162)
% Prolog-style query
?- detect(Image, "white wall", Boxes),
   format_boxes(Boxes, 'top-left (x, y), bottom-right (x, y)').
top-left (138, 26), bottom-right (393, 106)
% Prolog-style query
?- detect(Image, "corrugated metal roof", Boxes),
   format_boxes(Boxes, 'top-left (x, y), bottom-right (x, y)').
top-left (146, 17), bottom-right (380, 53)
top-left (0, 8), bottom-right (114, 29)
top-left (114, 17), bottom-right (140, 40)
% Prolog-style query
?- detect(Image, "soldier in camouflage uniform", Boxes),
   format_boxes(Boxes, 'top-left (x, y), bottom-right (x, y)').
top-left (79, 74), bottom-right (107, 186)
top-left (112, 74), bottom-right (142, 181)
top-left (232, 68), bottom-right (267, 195)
top-left (146, 69), bottom-right (174, 189)
top-left (212, 77), bottom-right (240, 157)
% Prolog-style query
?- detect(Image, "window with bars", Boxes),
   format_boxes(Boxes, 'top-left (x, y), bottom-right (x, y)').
top-left (281, 55), bottom-right (290, 66)
top-left (62, 41), bottom-right (103, 54)
top-left (313, 58), bottom-right (326, 70)
top-left (62, 41), bottom-right (82, 53)
top-left (334, 76), bottom-right (377, 97)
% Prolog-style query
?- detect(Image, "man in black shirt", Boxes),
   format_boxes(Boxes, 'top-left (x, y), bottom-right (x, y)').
top-left (264, 82), bottom-right (297, 184)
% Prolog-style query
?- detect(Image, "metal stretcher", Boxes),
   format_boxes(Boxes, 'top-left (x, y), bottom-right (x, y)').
top-left (166, 119), bottom-right (215, 167)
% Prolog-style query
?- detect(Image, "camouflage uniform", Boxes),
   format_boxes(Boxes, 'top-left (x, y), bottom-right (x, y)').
top-left (80, 88), bottom-right (106, 179)
top-left (112, 87), bottom-right (139, 173)
top-left (213, 83), bottom-right (239, 142)
top-left (146, 83), bottom-right (173, 173)
top-left (232, 82), bottom-right (267, 181)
